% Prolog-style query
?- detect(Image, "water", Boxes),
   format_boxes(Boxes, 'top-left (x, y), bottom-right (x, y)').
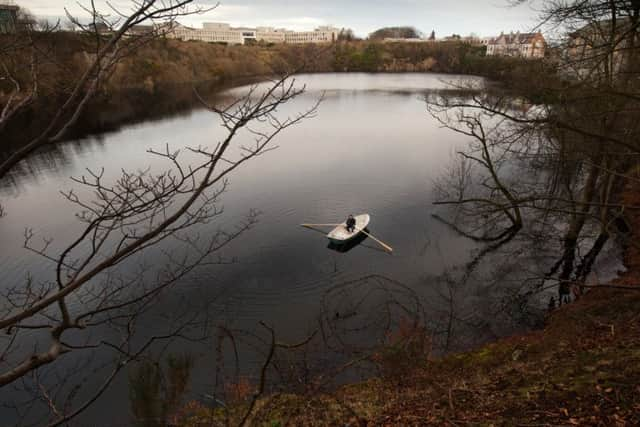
top-left (0, 73), bottom-right (488, 424)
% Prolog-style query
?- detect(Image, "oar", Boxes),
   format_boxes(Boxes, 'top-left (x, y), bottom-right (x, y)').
top-left (300, 224), bottom-right (341, 233)
top-left (356, 228), bottom-right (393, 253)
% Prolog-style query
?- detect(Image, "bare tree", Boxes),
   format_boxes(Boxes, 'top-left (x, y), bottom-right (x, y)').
top-left (0, 1), bottom-right (322, 424)
top-left (177, 274), bottom-right (430, 426)
top-left (428, 0), bottom-right (640, 307)
top-left (0, 74), bottom-right (319, 424)
top-left (0, 0), bottom-right (214, 177)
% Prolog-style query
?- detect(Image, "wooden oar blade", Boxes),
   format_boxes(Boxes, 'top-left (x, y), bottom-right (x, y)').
top-left (357, 228), bottom-right (393, 253)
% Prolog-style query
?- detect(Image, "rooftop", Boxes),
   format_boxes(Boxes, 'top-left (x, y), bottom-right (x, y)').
top-left (490, 30), bottom-right (544, 45)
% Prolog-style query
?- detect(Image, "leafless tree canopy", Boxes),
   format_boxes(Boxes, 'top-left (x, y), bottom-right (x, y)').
top-left (197, 274), bottom-right (430, 426)
top-left (428, 0), bottom-right (640, 307)
top-left (0, 1), bottom-right (324, 424)
top-left (0, 0), bottom-right (216, 179)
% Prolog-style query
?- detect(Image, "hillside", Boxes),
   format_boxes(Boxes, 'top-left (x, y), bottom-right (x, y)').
top-left (1, 32), bottom-right (543, 147)
top-left (176, 179), bottom-right (640, 426)
top-left (176, 288), bottom-right (640, 425)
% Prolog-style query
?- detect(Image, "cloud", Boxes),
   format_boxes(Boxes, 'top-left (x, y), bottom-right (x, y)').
top-left (18, 0), bottom-right (539, 37)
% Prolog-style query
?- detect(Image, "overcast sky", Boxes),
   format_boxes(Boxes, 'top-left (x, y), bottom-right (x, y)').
top-left (20, 0), bottom-right (542, 38)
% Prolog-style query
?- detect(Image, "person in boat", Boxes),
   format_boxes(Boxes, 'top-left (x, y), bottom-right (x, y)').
top-left (346, 215), bottom-right (356, 233)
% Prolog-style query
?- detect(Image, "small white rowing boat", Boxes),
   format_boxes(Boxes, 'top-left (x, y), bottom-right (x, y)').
top-left (327, 214), bottom-right (370, 244)
top-left (300, 214), bottom-right (392, 253)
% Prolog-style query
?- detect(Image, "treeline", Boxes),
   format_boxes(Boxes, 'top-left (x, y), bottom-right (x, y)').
top-left (1, 31), bottom-right (550, 145)
top-left (113, 38), bottom-right (544, 85)
top-left (4, 32), bottom-right (547, 92)
top-left (368, 26), bottom-right (422, 40)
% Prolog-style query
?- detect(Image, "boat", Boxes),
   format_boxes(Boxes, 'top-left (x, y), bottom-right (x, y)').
top-left (327, 230), bottom-right (369, 253)
top-left (327, 214), bottom-right (370, 244)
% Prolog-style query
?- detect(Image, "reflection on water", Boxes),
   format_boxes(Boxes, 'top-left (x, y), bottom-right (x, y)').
top-left (326, 230), bottom-right (371, 253)
top-left (1, 73), bottom-right (500, 424)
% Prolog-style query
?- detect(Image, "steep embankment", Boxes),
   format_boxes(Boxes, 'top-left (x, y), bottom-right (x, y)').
top-left (263, 291), bottom-right (639, 425)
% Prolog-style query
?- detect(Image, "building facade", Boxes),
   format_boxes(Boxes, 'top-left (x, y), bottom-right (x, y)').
top-left (256, 27), bottom-right (286, 43)
top-left (564, 19), bottom-right (633, 80)
top-left (169, 22), bottom-right (244, 44)
top-left (284, 26), bottom-right (338, 43)
top-left (166, 22), bottom-right (338, 45)
top-left (0, 4), bottom-right (18, 34)
top-left (486, 31), bottom-right (546, 59)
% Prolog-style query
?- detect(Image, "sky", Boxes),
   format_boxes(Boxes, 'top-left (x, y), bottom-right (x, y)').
top-left (18, 0), bottom-right (542, 38)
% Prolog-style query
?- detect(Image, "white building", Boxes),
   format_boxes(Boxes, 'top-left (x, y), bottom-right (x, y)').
top-left (284, 26), bottom-right (339, 44)
top-left (166, 22), bottom-right (338, 45)
top-left (169, 22), bottom-right (244, 44)
top-left (480, 37), bottom-right (494, 46)
top-left (256, 27), bottom-right (286, 43)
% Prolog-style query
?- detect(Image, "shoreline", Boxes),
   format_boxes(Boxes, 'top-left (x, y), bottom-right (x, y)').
top-left (3, 70), bottom-right (488, 156)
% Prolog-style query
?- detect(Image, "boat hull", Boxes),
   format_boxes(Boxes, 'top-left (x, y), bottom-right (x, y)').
top-left (327, 214), bottom-right (370, 244)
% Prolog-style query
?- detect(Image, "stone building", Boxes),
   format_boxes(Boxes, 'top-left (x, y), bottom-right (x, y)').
top-left (486, 31), bottom-right (546, 59)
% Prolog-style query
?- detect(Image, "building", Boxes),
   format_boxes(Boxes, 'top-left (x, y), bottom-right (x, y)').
top-left (381, 35), bottom-right (486, 45)
top-left (166, 22), bottom-right (338, 45)
top-left (480, 37), bottom-right (494, 47)
top-left (486, 31), bottom-right (546, 59)
top-left (125, 24), bottom-right (154, 37)
top-left (168, 22), bottom-right (244, 44)
top-left (87, 22), bottom-right (113, 35)
top-left (284, 26), bottom-right (339, 43)
top-left (256, 27), bottom-right (286, 43)
top-left (382, 37), bottom-right (434, 43)
top-left (0, 3), bottom-right (18, 34)
top-left (460, 36), bottom-right (485, 46)
top-left (564, 19), bottom-right (633, 80)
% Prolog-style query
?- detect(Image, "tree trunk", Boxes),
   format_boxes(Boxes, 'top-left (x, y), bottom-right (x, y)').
top-left (558, 159), bottom-right (601, 302)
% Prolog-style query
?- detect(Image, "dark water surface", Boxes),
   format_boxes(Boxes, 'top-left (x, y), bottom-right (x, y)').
top-left (1, 73), bottom-right (488, 424)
